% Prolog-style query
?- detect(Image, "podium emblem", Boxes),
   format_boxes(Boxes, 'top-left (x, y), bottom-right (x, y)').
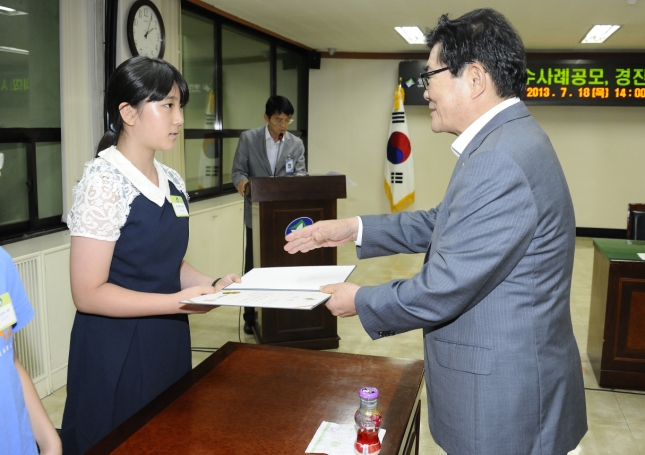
top-left (285, 217), bottom-right (314, 236)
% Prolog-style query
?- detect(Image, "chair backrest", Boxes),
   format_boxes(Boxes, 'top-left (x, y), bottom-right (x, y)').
top-left (627, 203), bottom-right (645, 240)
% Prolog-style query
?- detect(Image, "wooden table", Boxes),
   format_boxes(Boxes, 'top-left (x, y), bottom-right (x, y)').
top-left (587, 238), bottom-right (645, 390)
top-left (87, 342), bottom-right (425, 454)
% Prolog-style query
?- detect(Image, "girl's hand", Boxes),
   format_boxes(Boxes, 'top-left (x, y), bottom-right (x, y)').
top-left (214, 273), bottom-right (242, 292)
top-left (177, 286), bottom-right (219, 313)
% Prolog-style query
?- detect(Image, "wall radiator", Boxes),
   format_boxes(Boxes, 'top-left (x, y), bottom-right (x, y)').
top-left (13, 253), bottom-right (52, 397)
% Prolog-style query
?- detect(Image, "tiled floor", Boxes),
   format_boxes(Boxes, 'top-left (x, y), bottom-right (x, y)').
top-left (41, 238), bottom-right (645, 454)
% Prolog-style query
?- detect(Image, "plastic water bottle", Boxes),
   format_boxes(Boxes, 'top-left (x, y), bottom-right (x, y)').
top-left (354, 386), bottom-right (382, 455)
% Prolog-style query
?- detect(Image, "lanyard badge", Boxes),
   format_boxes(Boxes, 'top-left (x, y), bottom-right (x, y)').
top-left (0, 292), bottom-right (18, 333)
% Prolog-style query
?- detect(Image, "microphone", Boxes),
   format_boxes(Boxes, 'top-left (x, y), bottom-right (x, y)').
top-left (278, 133), bottom-right (284, 141)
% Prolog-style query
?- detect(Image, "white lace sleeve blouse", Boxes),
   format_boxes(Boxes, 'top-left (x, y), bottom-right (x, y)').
top-left (67, 146), bottom-right (188, 241)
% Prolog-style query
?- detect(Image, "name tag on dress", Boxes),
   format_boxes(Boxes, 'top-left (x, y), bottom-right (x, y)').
top-left (0, 292), bottom-right (18, 332)
top-left (169, 195), bottom-right (189, 217)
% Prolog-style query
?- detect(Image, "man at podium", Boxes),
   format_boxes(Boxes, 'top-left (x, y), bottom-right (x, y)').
top-left (231, 95), bottom-right (306, 333)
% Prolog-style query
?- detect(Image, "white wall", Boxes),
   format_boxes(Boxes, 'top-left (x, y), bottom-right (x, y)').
top-left (308, 57), bottom-right (645, 230)
top-left (530, 106), bottom-right (645, 228)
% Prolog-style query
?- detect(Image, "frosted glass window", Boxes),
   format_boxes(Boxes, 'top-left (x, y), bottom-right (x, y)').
top-left (0, 0), bottom-right (60, 128)
top-left (184, 138), bottom-right (219, 193)
top-left (276, 47), bottom-right (308, 129)
top-left (36, 142), bottom-right (63, 219)
top-left (0, 143), bottom-right (29, 226)
top-left (179, 3), bottom-right (309, 202)
top-left (222, 137), bottom-right (239, 185)
top-left (221, 27), bottom-right (270, 130)
top-left (182, 10), bottom-right (216, 130)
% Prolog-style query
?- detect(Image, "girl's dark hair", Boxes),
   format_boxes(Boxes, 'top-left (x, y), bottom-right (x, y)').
top-left (425, 8), bottom-right (527, 98)
top-left (96, 56), bottom-right (189, 156)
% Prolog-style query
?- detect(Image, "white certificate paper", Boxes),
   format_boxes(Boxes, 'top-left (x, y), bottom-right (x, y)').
top-left (224, 265), bottom-right (356, 292)
top-left (180, 265), bottom-right (355, 311)
top-left (182, 290), bottom-right (330, 310)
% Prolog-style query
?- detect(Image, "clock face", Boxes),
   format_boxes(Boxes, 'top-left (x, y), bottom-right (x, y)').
top-left (127, 1), bottom-right (165, 59)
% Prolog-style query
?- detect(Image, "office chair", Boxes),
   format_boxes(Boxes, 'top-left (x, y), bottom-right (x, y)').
top-left (626, 203), bottom-right (645, 240)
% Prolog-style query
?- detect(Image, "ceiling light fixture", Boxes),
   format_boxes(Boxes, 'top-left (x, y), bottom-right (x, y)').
top-left (0, 5), bottom-right (27, 16)
top-left (581, 25), bottom-right (621, 43)
top-left (394, 27), bottom-right (426, 45)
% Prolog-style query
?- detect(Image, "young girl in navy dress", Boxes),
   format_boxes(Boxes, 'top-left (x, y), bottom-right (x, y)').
top-left (60, 56), bottom-right (240, 454)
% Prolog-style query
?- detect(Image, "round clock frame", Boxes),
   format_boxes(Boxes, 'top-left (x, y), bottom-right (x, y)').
top-left (126, 0), bottom-right (166, 59)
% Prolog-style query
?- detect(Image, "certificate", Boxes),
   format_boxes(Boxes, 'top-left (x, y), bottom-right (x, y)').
top-left (224, 265), bottom-right (356, 292)
top-left (182, 290), bottom-right (330, 310)
top-left (180, 265), bottom-right (356, 310)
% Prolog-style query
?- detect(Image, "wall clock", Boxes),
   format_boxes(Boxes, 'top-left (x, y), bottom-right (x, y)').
top-left (126, 0), bottom-right (165, 59)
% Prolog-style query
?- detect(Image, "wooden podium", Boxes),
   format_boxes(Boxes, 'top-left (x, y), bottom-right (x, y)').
top-left (248, 175), bottom-right (347, 350)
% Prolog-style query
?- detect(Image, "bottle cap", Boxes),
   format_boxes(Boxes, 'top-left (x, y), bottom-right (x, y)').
top-left (358, 386), bottom-right (379, 400)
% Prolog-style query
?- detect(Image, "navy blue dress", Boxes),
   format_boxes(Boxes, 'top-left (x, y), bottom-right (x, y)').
top-left (60, 181), bottom-right (191, 454)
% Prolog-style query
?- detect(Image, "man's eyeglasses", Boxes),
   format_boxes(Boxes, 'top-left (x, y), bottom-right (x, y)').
top-left (419, 66), bottom-right (452, 89)
top-left (419, 62), bottom-right (477, 89)
top-left (272, 117), bottom-right (293, 125)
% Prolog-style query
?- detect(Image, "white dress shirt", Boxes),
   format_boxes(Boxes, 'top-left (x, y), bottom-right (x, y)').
top-left (450, 97), bottom-right (520, 157)
top-left (265, 125), bottom-right (284, 175)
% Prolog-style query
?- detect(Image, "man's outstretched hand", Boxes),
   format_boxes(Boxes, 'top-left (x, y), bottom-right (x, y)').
top-left (284, 217), bottom-right (359, 254)
top-left (321, 282), bottom-right (360, 317)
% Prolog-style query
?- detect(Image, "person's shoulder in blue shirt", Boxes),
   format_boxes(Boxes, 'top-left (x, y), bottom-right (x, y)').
top-left (0, 247), bottom-right (61, 455)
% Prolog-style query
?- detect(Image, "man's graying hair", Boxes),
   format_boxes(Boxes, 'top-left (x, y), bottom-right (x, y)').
top-left (425, 8), bottom-right (527, 98)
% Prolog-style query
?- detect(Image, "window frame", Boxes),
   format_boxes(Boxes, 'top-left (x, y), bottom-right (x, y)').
top-left (0, 128), bottom-right (65, 243)
top-left (0, 0), bottom-right (64, 244)
top-left (181, 1), bottom-right (310, 202)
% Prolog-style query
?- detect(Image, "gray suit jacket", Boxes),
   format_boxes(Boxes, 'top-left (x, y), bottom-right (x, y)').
top-left (231, 125), bottom-right (306, 227)
top-left (355, 102), bottom-right (587, 455)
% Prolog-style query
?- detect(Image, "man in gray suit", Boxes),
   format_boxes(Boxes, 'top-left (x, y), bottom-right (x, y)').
top-left (232, 95), bottom-right (306, 333)
top-left (285, 9), bottom-right (586, 455)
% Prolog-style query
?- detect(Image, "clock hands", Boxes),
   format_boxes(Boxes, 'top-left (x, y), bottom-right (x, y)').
top-left (143, 13), bottom-right (155, 39)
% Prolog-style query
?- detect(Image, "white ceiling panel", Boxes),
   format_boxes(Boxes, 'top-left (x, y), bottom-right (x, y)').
top-left (203, 0), bottom-right (645, 52)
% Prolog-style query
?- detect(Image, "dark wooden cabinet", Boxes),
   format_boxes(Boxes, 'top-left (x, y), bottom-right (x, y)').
top-left (249, 175), bottom-right (347, 349)
top-left (587, 239), bottom-right (645, 390)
